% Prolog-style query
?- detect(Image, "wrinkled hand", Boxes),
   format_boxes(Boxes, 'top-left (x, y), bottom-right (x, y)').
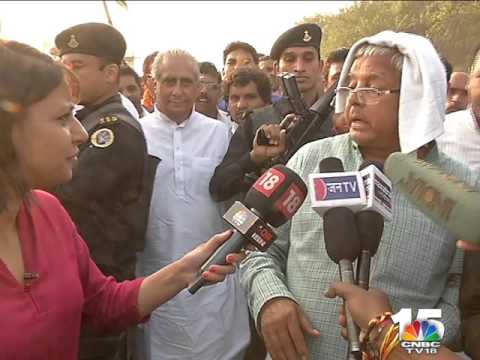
top-left (182, 230), bottom-right (245, 285)
top-left (251, 124), bottom-right (287, 166)
top-left (325, 282), bottom-right (392, 332)
top-left (260, 298), bottom-right (320, 360)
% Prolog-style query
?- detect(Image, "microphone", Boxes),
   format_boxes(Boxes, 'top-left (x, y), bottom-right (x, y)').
top-left (309, 158), bottom-right (367, 215)
top-left (317, 158), bottom-right (362, 359)
top-left (355, 162), bottom-right (385, 290)
top-left (188, 164), bottom-right (307, 294)
top-left (359, 161), bottom-right (392, 221)
top-left (384, 152), bottom-right (480, 244)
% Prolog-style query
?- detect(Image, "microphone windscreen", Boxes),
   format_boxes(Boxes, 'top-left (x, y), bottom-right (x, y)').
top-left (323, 206), bottom-right (360, 262)
top-left (355, 210), bottom-right (383, 255)
top-left (359, 160), bottom-right (384, 172)
top-left (385, 152), bottom-right (480, 244)
top-left (320, 157), bottom-right (344, 173)
top-left (244, 164), bottom-right (307, 227)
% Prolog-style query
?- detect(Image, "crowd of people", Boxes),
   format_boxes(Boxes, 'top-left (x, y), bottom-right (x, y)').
top-left (0, 17), bottom-right (479, 360)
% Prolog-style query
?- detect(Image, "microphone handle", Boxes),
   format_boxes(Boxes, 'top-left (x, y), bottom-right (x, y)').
top-left (339, 259), bottom-right (362, 359)
top-left (188, 230), bottom-right (245, 294)
top-left (356, 250), bottom-right (371, 290)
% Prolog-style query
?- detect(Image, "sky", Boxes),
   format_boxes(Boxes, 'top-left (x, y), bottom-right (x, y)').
top-left (0, 1), bottom-right (353, 72)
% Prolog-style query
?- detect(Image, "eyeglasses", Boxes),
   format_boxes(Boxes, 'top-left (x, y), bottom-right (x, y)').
top-left (336, 87), bottom-right (400, 105)
top-left (199, 81), bottom-right (220, 91)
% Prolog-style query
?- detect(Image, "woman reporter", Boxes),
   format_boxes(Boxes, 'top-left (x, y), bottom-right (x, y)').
top-left (0, 40), bottom-right (243, 359)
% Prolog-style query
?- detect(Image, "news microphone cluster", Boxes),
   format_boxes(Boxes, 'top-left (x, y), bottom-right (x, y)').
top-left (310, 157), bottom-right (387, 360)
top-left (188, 164), bottom-right (307, 294)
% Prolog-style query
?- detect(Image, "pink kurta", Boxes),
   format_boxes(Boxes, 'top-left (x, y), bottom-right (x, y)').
top-left (0, 190), bottom-right (144, 359)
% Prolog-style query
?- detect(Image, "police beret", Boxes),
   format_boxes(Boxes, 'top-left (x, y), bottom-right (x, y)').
top-left (270, 23), bottom-right (322, 61)
top-left (55, 22), bottom-right (126, 64)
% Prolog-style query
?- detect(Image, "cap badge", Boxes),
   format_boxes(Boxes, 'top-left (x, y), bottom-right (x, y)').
top-left (68, 35), bottom-right (79, 49)
top-left (303, 30), bottom-right (312, 42)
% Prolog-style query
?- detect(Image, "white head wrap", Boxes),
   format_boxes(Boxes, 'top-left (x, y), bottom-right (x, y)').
top-left (335, 31), bottom-right (446, 154)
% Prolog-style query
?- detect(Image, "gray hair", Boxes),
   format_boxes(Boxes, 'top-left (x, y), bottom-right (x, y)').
top-left (151, 49), bottom-right (200, 81)
top-left (354, 44), bottom-right (404, 72)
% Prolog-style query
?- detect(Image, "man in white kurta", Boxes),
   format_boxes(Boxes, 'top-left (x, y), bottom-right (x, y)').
top-left (137, 50), bottom-right (250, 359)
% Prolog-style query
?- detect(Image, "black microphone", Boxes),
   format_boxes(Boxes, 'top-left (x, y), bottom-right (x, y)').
top-left (188, 164), bottom-right (307, 294)
top-left (320, 158), bottom-right (362, 360)
top-left (356, 161), bottom-right (385, 290)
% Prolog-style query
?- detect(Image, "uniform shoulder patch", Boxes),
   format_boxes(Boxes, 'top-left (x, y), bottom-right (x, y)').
top-left (91, 128), bottom-right (115, 148)
top-left (99, 115), bottom-right (119, 125)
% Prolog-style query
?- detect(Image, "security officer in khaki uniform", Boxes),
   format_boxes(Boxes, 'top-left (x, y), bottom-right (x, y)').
top-left (53, 23), bottom-right (158, 360)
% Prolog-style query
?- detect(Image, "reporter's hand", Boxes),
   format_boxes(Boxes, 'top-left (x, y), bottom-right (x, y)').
top-left (324, 282), bottom-right (392, 331)
top-left (456, 240), bottom-right (480, 252)
top-left (250, 124), bottom-right (287, 166)
top-left (182, 229), bottom-right (245, 285)
top-left (260, 298), bottom-right (320, 360)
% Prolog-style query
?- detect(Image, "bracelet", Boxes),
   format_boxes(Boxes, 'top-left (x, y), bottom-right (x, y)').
top-left (361, 312), bottom-right (392, 350)
top-left (379, 324), bottom-right (400, 360)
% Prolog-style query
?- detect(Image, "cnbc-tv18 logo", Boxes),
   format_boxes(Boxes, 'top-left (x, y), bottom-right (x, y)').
top-left (393, 308), bottom-right (444, 355)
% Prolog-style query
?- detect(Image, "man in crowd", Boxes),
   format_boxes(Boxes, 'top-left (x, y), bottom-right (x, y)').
top-left (137, 49), bottom-right (250, 359)
top-left (241, 31), bottom-right (477, 360)
top-left (195, 61), bottom-right (234, 134)
top-left (141, 51), bottom-right (158, 113)
top-left (323, 47), bottom-right (349, 89)
top-left (271, 23), bottom-right (325, 109)
top-left (209, 67), bottom-right (278, 202)
top-left (259, 54), bottom-right (281, 96)
top-left (446, 71), bottom-right (470, 114)
top-left (322, 47), bottom-right (350, 135)
top-left (438, 50), bottom-right (480, 173)
top-left (219, 41), bottom-right (259, 112)
top-left (209, 23), bottom-right (332, 202)
top-left (222, 41), bottom-right (259, 81)
top-left (53, 22), bottom-right (155, 360)
top-left (119, 65), bottom-right (145, 118)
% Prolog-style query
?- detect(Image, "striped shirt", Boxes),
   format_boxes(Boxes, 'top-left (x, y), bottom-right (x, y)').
top-left (241, 133), bottom-right (479, 359)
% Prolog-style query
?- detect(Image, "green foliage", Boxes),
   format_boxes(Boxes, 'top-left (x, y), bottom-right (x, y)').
top-left (302, 1), bottom-right (480, 70)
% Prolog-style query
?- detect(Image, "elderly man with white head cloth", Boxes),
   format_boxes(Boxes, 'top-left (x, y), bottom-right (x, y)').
top-left (241, 31), bottom-right (480, 360)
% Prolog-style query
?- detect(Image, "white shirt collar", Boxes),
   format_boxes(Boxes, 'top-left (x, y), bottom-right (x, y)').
top-left (154, 107), bottom-right (195, 128)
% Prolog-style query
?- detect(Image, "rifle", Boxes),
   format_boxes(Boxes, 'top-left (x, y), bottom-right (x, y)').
top-left (253, 73), bottom-right (337, 162)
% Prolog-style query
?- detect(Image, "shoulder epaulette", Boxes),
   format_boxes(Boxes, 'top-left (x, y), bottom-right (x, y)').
top-left (99, 115), bottom-right (119, 125)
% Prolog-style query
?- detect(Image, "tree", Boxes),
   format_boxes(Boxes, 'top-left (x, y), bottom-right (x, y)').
top-left (302, 1), bottom-right (480, 70)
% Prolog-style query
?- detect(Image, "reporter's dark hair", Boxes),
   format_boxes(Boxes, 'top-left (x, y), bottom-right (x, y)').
top-left (223, 41), bottom-right (259, 65)
top-left (0, 41), bottom-right (64, 210)
top-left (224, 67), bottom-right (272, 105)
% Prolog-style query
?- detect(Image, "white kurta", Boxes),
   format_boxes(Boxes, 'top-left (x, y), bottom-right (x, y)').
top-left (138, 109), bottom-right (250, 360)
top-left (437, 109), bottom-right (480, 173)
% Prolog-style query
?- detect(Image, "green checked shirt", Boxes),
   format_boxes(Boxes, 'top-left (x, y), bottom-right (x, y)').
top-left (240, 133), bottom-right (480, 359)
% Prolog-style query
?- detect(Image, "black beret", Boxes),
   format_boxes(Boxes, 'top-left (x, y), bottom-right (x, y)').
top-left (270, 23), bottom-right (322, 61)
top-left (55, 22), bottom-right (126, 64)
